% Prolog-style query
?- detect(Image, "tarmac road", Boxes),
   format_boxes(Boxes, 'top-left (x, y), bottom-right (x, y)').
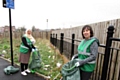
top-left (0, 57), bottom-right (47, 80)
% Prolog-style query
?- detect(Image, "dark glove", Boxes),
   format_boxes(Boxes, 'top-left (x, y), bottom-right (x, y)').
top-left (32, 44), bottom-right (36, 49)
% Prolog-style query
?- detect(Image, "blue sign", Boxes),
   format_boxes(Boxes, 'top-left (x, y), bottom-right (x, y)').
top-left (6, 0), bottom-right (14, 9)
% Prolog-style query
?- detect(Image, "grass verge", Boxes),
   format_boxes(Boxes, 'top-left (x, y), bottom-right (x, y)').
top-left (0, 38), bottom-right (64, 80)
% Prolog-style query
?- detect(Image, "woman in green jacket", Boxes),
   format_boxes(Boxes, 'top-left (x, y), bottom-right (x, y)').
top-left (19, 29), bottom-right (36, 76)
top-left (72, 25), bottom-right (99, 80)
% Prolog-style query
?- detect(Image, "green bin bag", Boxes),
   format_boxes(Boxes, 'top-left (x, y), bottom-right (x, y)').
top-left (61, 59), bottom-right (81, 80)
top-left (4, 66), bottom-right (19, 75)
top-left (29, 50), bottom-right (42, 71)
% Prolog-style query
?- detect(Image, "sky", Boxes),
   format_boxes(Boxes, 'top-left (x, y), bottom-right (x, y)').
top-left (0, 0), bottom-right (120, 30)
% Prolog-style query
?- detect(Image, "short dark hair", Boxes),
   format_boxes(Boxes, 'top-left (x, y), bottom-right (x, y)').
top-left (81, 25), bottom-right (94, 38)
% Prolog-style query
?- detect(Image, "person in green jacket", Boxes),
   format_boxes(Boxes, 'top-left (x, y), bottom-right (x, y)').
top-left (72, 25), bottom-right (99, 80)
top-left (19, 29), bottom-right (36, 76)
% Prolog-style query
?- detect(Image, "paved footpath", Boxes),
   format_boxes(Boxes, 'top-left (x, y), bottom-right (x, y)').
top-left (0, 57), bottom-right (47, 80)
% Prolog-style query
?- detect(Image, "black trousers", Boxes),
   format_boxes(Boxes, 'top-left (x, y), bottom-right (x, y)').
top-left (20, 63), bottom-right (28, 72)
top-left (80, 70), bottom-right (92, 80)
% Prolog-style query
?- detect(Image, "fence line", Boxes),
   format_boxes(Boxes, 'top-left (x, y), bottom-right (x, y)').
top-left (0, 31), bottom-right (51, 40)
top-left (50, 25), bottom-right (120, 80)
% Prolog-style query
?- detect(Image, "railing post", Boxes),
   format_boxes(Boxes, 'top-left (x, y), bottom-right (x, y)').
top-left (118, 70), bottom-right (120, 80)
top-left (50, 34), bottom-right (52, 43)
top-left (52, 34), bottom-right (54, 45)
top-left (53, 33), bottom-right (55, 46)
top-left (55, 34), bottom-right (57, 47)
top-left (60, 33), bottom-right (64, 54)
top-left (71, 34), bottom-right (75, 59)
top-left (101, 26), bottom-right (114, 80)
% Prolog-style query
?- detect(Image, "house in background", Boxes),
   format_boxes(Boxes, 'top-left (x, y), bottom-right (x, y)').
top-left (4, 26), bottom-right (16, 32)
top-left (0, 26), bottom-right (16, 38)
top-left (0, 26), bottom-right (16, 33)
top-left (0, 27), bottom-right (4, 33)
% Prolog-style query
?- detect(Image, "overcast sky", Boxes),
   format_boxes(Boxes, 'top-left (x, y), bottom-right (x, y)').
top-left (0, 0), bottom-right (120, 30)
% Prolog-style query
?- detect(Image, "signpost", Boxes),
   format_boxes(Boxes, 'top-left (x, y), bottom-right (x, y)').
top-left (6, 0), bottom-right (14, 9)
top-left (2, 0), bottom-right (15, 66)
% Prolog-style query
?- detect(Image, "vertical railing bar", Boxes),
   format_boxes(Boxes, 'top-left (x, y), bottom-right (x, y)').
top-left (95, 53), bottom-right (100, 80)
top-left (107, 48), bottom-right (114, 80)
top-left (99, 54), bottom-right (104, 80)
top-left (98, 54), bottom-right (102, 80)
top-left (71, 34), bottom-right (75, 59)
top-left (101, 26), bottom-right (114, 80)
top-left (112, 50), bottom-right (119, 80)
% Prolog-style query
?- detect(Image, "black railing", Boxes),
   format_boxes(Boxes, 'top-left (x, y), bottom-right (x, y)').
top-left (101, 26), bottom-right (114, 80)
top-left (50, 26), bottom-right (120, 80)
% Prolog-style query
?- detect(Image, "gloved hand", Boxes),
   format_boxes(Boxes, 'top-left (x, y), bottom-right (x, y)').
top-left (32, 48), bottom-right (35, 52)
top-left (33, 48), bottom-right (38, 51)
top-left (71, 54), bottom-right (78, 60)
top-left (35, 48), bottom-right (38, 51)
top-left (75, 62), bottom-right (81, 67)
top-left (71, 56), bottom-right (75, 60)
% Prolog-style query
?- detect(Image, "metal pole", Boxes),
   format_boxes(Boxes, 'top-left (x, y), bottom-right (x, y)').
top-left (60, 33), bottom-right (64, 54)
top-left (55, 34), bottom-right (57, 47)
top-left (101, 26), bottom-right (114, 80)
top-left (9, 8), bottom-right (14, 66)
top-left (71, 34), bottom-right (75, 59)
top-left (46, 19), bottom-right (48, 39)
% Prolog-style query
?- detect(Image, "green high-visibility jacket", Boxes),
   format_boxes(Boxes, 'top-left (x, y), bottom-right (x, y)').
top-left (19, 35), bottom-right (32, 54)
top-left (78, 38), bottom-right (96, 72)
